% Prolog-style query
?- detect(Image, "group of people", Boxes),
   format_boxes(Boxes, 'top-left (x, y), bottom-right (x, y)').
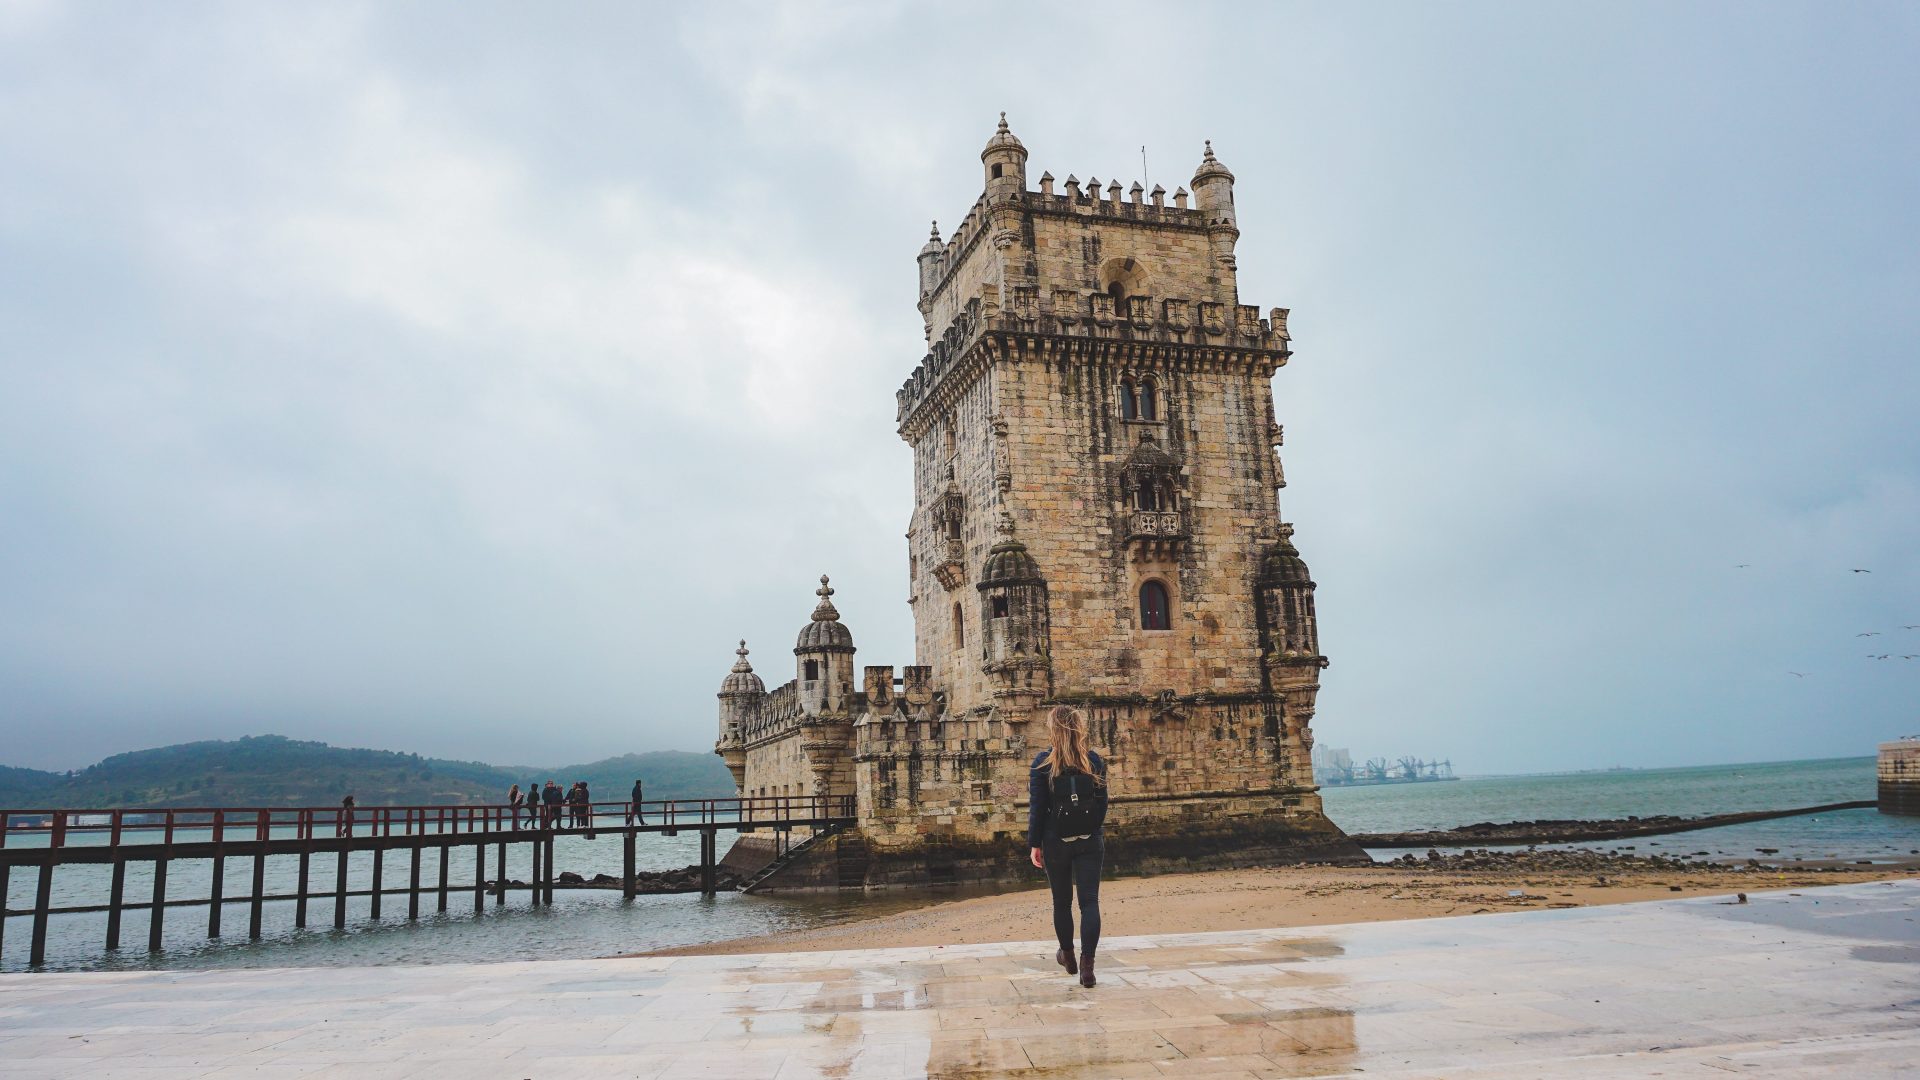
top-left (504, 779), bottom-right (646, 830)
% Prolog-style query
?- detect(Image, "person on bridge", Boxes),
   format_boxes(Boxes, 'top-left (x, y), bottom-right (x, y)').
top-left (525, 780), bottom-right (541, 828)
top-left (508, 784), bottom-right (523, 829)
top-left (542, 780), bottom-right (562, 828)
top-left (1029, 705), bottom-right (1109, 989)
top-left (338, 794), bottom-right (356, 837)
top-left (627, 778), bottom-right (644, 825)
top-left (574, 781), bottom-right (592, 829)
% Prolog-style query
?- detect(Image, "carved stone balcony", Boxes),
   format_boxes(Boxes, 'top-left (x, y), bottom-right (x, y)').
top-left (932, 537), bottom-right (967, 591)
top-left (1126, 510), bottom-right (1188, 561)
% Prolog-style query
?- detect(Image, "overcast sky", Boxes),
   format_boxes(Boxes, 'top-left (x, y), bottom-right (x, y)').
top-left (1, 2), bottom-right (1915, 774)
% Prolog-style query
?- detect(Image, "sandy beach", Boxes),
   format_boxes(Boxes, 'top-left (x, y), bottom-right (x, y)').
top-left (644, 856), bottom-right (1913, 957)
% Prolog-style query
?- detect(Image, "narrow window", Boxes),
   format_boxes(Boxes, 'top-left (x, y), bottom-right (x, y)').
top-left (804, 659), bottom-right (820, 682)
top-left (1140, 580), bottom-right (1171, 631)
top-left (952, 602), bottom-right (965, 647)
top-left (991, 163), bottom-right (1004, 178)
top-left (1135, 476), bottom-right (1158, 511)
top-left (1120, 378), bottom-right (1137, 420)
top-left (991, 595), bottom-right (1009, 619)
top-left (1140, 376), bottom-right (1158, 421)
top-left (1107, 280), bottom-right (1126, 314)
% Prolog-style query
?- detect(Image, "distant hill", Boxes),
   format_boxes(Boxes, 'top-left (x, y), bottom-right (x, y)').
top-left (0, 735), bottom-right (737, 810)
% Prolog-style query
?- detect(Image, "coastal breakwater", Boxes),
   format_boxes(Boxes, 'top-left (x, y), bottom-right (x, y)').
top-left (1881, 740), bottom-right (1920, 816)
top-left (1350, 800), bottom-right (1877, 848)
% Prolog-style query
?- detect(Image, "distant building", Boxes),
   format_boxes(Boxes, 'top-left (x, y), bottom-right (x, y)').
top-left (715, 118), bottom-right (1364, 885)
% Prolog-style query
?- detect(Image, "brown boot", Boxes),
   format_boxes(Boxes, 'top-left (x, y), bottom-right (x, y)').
top-left (1079, 952), bottom-right (1096, 988)
top-left (1055, 947), bottom-right (1078, 975)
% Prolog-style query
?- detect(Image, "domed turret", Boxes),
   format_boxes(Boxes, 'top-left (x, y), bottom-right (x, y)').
top-left (1257, 524), bottom-right (1323, 665)
top-left (978, 512), bottom-right (1051, 711)
top-left (794, 575), bottom-right (857, 716)
top-left (794, 575), bottom-right (855, 653)
top-left (917, 220), bottom-right (945, 305)
top-left (714, 639), bottom-right (761, 792)
top-left (980, 532), bottom-right (1044, 588)
top-left (719, 640), bottom-right (765, 696)
top-left (980, 112), bottom-right (1027, 199)
top-left (1191, 140), bottom-right (1240, 275)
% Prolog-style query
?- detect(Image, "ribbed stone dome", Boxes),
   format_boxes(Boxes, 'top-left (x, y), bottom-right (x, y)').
top-left (978, 536), bottom-right (1044, 589)
top-left (1192, 139), bottom-right (1234, 185)
top-left (794, 575), bottom-right (856, 653)
top-left (719, 640), bottom-right (764, 696)
top-left (980, 112), bottom-right (1026, 159)
top-left (1260, 532), bottom-right (1313, 585)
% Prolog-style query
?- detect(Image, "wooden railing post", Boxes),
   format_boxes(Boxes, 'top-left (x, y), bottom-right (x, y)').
top-left (248, 810), bottom-right (268, 940)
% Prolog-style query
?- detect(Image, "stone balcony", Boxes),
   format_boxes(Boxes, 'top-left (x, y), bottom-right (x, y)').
top-left (1127, 510), bottom-right (1187, 561)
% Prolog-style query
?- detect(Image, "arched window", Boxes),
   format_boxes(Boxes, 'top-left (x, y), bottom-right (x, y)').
top-left (990, 595), bottom-right (1009, 619)
top-left (1135, 476), bottom-right (1159, 511)
top-left (1139, 580), bottom-right (1171, 631)
top-left (1107, 280), bottom-right (1126, 317)
top-left (1139, 377), bottom-right (1158, 421)
top-left (953, 602), bottom-right (965, 647)
top-left (1120, 377), bottom-right (1137, 420)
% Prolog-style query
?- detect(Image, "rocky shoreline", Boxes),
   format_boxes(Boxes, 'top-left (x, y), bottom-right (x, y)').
top-left (1350, 800), bottom-right (1876, 848)
top-left (488, 863), bottom-right (746, 896)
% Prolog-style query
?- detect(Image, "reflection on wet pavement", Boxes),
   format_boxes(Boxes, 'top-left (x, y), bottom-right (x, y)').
top-left (1, 880), bottom-right (1913, 1077)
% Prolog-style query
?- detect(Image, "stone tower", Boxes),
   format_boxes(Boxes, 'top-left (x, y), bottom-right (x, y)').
top-left (717, 116), bottom-right (1362, 885)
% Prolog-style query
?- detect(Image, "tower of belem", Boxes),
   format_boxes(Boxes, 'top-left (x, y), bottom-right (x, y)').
top-left (715, 117), bottom-right (1364, 886)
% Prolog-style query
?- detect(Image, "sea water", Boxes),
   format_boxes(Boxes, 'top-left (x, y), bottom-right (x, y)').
top-left (1321, 755), bottom-right (1919, 865)
top-left (6, 756), bottom-right (1913, 973)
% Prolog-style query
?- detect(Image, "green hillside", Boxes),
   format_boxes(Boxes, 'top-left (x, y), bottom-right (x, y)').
top-left (0, 735), bottom-right (737, 810)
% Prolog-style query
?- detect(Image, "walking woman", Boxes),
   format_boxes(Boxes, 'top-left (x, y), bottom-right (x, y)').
top-left (1029, 705), bottom-right (1108, 987)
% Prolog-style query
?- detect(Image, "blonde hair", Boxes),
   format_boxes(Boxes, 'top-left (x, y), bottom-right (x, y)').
top-left (1040, 705), bottom-right (1105, 786)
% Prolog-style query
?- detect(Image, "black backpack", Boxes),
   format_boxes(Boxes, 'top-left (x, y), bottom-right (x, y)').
top-left (1050, 766), bottom-right (1107, 838)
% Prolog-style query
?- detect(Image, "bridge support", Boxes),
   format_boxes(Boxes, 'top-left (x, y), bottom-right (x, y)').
top-left (622, 830), bottom-right (636, 900)
top-left (105, 858), bottom-right (125, 950)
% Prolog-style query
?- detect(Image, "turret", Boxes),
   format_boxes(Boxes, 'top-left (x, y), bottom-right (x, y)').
top-left (1257, 523), bottom-right (1325, 666)
top-left (1191, 140), bottom-right (1240, 282)
top-left (917, 220), bottom-right (945, 308)
top-left (977, 513), bottom-right (1051, 714)
top-left (793, 575), bottom-right (857, 716)
top-left (714, 640), bottom-right (762, 792)
top-left (980, 111), bottom-right (1027, 200)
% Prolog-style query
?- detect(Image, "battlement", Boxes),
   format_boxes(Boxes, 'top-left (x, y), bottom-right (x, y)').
top-left (895, 296), bottom-right (1291, 431)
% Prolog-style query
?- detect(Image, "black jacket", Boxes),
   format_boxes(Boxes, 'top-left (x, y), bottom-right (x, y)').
top-left (1028, 749), bottom-right (1106, 849)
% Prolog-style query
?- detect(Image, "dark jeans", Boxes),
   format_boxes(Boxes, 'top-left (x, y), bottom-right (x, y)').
top-left (1043, 831), bottom-right (1103, 958)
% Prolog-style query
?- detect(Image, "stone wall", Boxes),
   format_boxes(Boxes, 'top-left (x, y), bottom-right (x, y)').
top-left (1879, 739), bottom-right (1920, 816)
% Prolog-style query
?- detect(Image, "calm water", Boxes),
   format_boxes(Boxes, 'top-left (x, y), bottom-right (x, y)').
top-left (5, 756), bottom-right (1913, 973)
top-left (1321, 755), bottom-right (1919, 865)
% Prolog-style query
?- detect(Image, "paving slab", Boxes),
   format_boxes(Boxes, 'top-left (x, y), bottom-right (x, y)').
top-left (1, 880), bottom-right (1915, 1078)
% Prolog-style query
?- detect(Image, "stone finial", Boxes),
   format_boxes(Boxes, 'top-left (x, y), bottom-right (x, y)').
top-left (1064, 174), bottom-right (1081, 196)
top-left (1150, 183), bottom-right (1165, 207)
top-left (811, 574), bottom-right (841, 622)
top-left (1038, 171), bottom-right (1054, 195)
top-left (1129, 181), bottom-right (1145, 204)
top-left (996, 507), bottom-right (1017, 539)
top-left (929, 221), bottom-right (940, 240)
top-left (1173, 186), bottom-right (1190, 209)
top-left (997, 111), bottom-right (1009, 133)
top-left (1087, 176), bottom-right (1101, 201)
top-left (1203, 139), bottom-right (1216, 163)
top-left (1107, 180), bottom-right (1122, 201)
top-left (732, 640), bottom-right (754, 673)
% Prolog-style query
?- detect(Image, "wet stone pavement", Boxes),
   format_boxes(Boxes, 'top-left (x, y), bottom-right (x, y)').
top-left (1, 880), bottom-right (1915, 1078)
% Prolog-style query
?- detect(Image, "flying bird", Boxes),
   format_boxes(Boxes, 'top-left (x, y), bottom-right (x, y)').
top-left (1788, 671), bottom-right (1808, 678)
top-left (1857, 632), bottom-right (1881, 637)
top-left (1733, 563), bottom-right (1750, 569)
top-left (1904, 625), bottom-right (1920, 630)
top-left (1851, 568), bottom-right (1872, 573)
